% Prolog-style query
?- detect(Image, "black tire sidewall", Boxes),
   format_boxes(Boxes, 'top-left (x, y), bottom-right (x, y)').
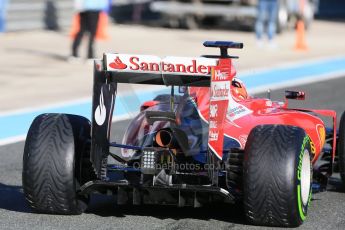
top-left (66, 115), bottom-right (93, 186)
top-left (22, 113), bottom-right (91, 214)
top-left (65, 114), bottom-right (93, 211)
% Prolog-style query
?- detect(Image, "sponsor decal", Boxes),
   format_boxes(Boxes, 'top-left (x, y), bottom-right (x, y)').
top-left (310, 141), bottom-right (316, 154)
top-left (214, 70), bottom-right (228, 80)
top-left (209, 130), bottom-right (219, 141)
top-left (162, 56), bottom-right (214, 75)
top-left (95, 88), bottom-right (106, 126)
top-left (128, 56), bottom-right (160, 72)
top-left (265, 100), bottom-right (273, 106)
top-left (228, 105), bottom-right (246, 118)
top-left (109, 56), bottom-right (127, 69)
top-left (208, 59), bottom-right (233, 159)
top-left (316, 124), bottom-right (326, 148)
top-left (210, 81), bottom-right (230, 100)
top-left (226, 103), bottom-right (252, 122)
top-left (210, 104), bottom-right (218, 118)
top-left (225, 87), bottom-right (252, 122)
top-left (297, 135), bottom-right (311, 220)
top-left (105, 54), bottom-right (217, 75)
top-left (239, 134), bottom-right (248, 147)
top-left (209, 120), bottom-right (218, 129)
top-left (297, 135), bottom-right (310, 180)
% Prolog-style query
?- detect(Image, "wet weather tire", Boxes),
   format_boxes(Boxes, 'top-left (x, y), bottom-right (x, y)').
top-left (243, 125), bottom-right (312, 227)
top-left (22, 113), bottom-right (95, 214)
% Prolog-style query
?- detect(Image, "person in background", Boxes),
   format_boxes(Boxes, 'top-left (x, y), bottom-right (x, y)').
top-left (132, 0), bottom-right (144, 23)
top-left (71, 0), bottom-right (108, 61)
top-left (106, 0), bottom-right (112, 15)
top-left (0, 0), bottom-right (8, 33)
top-left (255, 0), bottom-right (278, 48)
top-left (45, 0), bottom-right (59, 31)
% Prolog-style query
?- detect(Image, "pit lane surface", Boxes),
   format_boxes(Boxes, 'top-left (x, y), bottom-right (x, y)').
top-left (1, 77), bottom-right (345, 230)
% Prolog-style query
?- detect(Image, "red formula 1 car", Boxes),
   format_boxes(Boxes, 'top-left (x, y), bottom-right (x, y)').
top-left (22, 41), bottom-right (344, 227)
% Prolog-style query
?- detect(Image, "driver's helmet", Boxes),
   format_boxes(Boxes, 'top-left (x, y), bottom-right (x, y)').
top-left (231, 78), bottom-right (248, 100)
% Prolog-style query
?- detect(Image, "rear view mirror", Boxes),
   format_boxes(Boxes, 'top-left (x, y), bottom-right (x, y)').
top-left (285, 90), bottom-right (305, 100)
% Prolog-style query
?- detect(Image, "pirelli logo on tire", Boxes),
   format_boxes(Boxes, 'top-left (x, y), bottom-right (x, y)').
top-left (297, 135), bottom-right (312, 221)
top-left (297, 136), bottom-right (310, 180)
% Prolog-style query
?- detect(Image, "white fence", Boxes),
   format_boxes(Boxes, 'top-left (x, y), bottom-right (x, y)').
top-left (6, 0), bottom-right (74, 31)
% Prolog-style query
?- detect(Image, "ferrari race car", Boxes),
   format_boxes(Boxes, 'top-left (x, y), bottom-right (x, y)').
top-left (22, 41), bottom-right (344, 227)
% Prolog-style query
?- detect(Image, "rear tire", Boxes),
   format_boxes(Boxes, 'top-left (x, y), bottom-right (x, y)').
top-left (243, 125), bottom-right (312, 227)
top-left (22, 113), bottom-right (95, 214)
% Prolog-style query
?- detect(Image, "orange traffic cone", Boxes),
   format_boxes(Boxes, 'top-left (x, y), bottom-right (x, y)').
top-left (295, 20), bottom-right (308, 51)
top-left (69, 12), bottom-right (109, 40)
top-left (70, 14), bottom-right (80, 39)
top-left (95, 12), bottom-right (109, 41)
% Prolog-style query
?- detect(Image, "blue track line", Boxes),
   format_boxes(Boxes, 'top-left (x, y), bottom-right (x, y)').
top-left (0, 89), bottom-right (168, 140)
top-left (1, 56), bottom-right (345, 142)
top-left (238, 56), bottom-right (345, 89)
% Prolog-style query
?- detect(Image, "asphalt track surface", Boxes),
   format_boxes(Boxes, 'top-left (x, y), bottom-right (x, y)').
top-left (1, 77), bottom-right (345, 230)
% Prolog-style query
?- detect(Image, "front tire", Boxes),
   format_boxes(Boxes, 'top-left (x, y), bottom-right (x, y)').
top-left (243, 125), bottom-right (312, 227)
top-left (22, 113), bottom-right (95, 214)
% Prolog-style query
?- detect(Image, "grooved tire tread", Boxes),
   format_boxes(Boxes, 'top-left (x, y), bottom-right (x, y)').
top-left (22, 114), bottom-right (89, 214)
top-left (243, 125), bottom-right (309, 227)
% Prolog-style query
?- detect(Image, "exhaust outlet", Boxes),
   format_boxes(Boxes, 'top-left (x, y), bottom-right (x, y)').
top-left (155, 129), bottom-right (177, 148)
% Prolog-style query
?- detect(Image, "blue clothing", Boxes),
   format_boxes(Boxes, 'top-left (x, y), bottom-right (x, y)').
top-left (75, 0), bottom-right (109, 12)
top-left (255, 0), bottom-right (278, 41)
top-left (105, 0), bottom-right (112, 13)
top-left (0, 0), bottom-right (8, 32)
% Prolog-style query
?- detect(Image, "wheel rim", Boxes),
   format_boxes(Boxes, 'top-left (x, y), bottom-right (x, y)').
top-left (301, 149), bottom-right (311, 206)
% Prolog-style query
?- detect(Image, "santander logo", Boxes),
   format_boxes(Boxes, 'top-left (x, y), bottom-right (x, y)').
top-left (210, 81), bottom-right (230, 100)
top-left (109, 56), bottom-right (127, 69)
top-left (106, 54), bottom-right (217, 75)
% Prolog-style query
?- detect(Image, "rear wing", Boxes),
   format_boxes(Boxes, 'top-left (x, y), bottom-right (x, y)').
top-left (100, 41), bottom-right (243, 86)
top-left (91, 41), bottom-right (243, 179)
